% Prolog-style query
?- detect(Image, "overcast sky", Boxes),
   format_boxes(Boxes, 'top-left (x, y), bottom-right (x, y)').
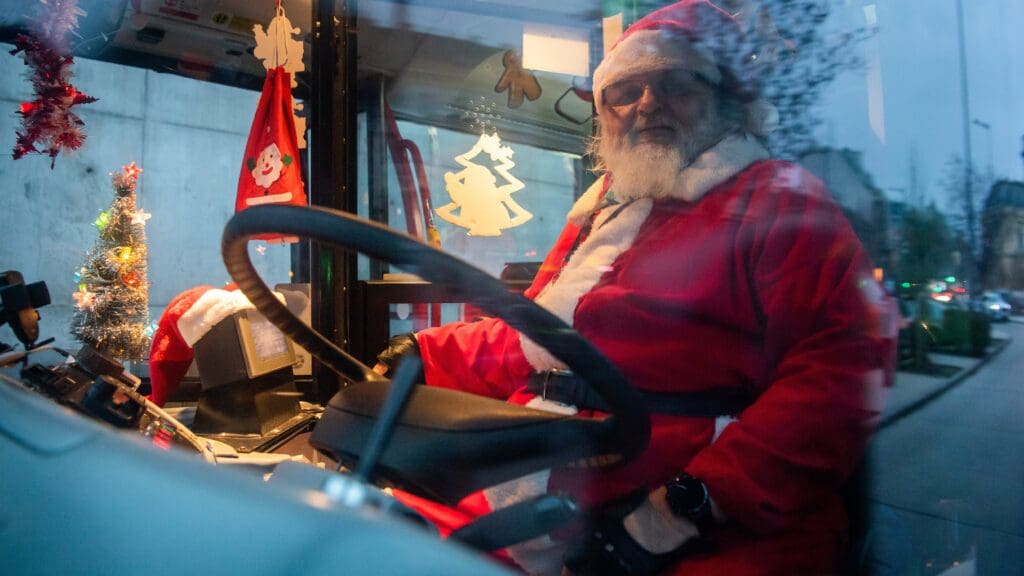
top-left (817, 0), bottom-right (1024, 208)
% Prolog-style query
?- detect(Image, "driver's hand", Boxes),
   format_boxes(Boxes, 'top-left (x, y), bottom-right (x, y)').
top-left (375, 333), bottom-right (419, 376)
top-left (622, 487), bottom-right (698, 553)
top-left (562, 489), bottom-right (702, 576)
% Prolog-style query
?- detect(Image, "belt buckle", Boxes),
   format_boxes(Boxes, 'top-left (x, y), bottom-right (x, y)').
top-left (542, 369), bottom-right (574, 402)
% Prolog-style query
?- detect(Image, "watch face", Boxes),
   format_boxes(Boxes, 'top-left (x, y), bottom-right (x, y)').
top-left (668, 475), bottom-right (709, 516)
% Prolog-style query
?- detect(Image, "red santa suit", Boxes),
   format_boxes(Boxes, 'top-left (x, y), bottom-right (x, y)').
top-left (397, 134), bottom-right (892, 575)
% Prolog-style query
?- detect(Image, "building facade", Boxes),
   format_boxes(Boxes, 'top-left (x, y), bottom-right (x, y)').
top-left (982, 180), bottom-right (1024, 290)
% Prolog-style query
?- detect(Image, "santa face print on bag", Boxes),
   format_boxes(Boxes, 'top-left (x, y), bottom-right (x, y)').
top-left (253, 142), bottom-right (284, 188)
top-left (245, 141), bottom-right (295, 205)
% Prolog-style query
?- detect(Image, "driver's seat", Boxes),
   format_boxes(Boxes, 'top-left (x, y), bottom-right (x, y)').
top-left (310, 380), bottom-right (616, 505)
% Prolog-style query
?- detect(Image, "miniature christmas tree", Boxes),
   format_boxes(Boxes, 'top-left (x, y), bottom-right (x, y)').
top-left (71, 162), bottom-right (151, 360)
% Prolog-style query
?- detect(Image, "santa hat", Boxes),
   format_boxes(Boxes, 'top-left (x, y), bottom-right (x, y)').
top-left (593, 0), bottom-right (775, 135)
top-left (148, 285), bottom-right (265, 406)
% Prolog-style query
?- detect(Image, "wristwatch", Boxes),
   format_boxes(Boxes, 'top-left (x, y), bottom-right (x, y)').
top-left (664, 473), bottom-right (715, 540)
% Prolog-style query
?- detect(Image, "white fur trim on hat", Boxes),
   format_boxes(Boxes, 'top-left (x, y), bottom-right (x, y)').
top-left (745, 100), bottom-right (779, 137)
top-left (177, 289), bottom-right (284, 347)
top-left (594, 29), bottom-right (720, 111)
top-left (177, 289), bottom-right (255, 347)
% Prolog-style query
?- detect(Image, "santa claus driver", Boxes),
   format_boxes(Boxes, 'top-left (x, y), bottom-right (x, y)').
top-left (372, 1), bottom-right (893, 574)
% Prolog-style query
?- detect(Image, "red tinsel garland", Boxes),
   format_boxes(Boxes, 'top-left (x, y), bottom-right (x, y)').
top-left (9, 0), bottom-right (97, 168)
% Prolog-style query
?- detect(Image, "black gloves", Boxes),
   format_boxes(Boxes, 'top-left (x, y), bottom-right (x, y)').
top-left (375, 333), bottom-right (420, 376)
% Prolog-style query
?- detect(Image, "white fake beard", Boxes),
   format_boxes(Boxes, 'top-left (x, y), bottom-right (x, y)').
top-left (597, 114), bottom-right (726, 202)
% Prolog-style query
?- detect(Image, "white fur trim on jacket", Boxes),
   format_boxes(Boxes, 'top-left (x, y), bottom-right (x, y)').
top-left (667, 134), bottom-right (768, 203)
top-left (567, 175), bottom-right (608, 228)
top-left (520, 135), bottom-right (767, 372)
top-left (569, 135), bottom-right (768, 227)
top-left (177, 289), bottom-right (283, 347)
top-left (481, 396), bottom-right (578, 576)
top-left (520, 198), bottom-right (655, 372)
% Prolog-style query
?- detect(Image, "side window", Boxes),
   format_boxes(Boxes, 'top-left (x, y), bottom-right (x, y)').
top-left (355, 1), bottom-right (595, 281)
top-left (384, 122), bottom-right (579, 277)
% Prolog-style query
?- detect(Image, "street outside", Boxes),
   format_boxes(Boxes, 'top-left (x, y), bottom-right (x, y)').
top-left (867, 318), bottom-right (1024, 575)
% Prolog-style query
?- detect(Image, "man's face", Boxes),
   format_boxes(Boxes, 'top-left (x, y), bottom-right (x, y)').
top-left (596, 69), bottom-right (726, 198)
top-left (599, 70), bottom-right (717, 151)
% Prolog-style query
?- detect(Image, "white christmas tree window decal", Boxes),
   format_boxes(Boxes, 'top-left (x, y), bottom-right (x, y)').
top-left (436, 132), bottom-right (532, 236)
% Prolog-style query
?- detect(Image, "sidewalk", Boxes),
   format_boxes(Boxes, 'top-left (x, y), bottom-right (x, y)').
top-left (879, 320), bottom-right (1016, 429)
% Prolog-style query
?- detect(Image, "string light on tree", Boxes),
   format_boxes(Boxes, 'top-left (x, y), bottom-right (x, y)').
top-left (94, 211), bottom-right (110, 231)
top-left (72, 289), bottom-right (96, 311)
top-left (70, 162), bottom-right (152, 360)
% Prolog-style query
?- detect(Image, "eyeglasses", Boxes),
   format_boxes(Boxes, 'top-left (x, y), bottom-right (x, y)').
top-left (601, 70), bottom-right (710, 108)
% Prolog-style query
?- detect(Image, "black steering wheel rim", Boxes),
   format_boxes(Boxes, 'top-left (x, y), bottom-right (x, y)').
top-left (222, 204), bottom-right (650, 464)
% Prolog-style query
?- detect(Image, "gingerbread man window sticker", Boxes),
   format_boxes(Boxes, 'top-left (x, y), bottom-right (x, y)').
top-left (493, 50), bottom-right (542, 109)
top-left (436, 133), bottom-right (532, 237)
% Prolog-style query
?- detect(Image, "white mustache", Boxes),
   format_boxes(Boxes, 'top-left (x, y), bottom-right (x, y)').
top-left (633, 120), bottom-right (678, 131)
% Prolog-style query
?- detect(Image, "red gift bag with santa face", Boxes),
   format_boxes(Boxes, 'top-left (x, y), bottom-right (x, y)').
top-left (235, 67), bottom-right (307, 241)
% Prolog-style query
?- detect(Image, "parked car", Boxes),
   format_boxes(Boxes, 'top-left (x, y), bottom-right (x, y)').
top-left (979, 292), bottom-right (1012, 322)
top-left (996, 291), bottom-right (1024, 315)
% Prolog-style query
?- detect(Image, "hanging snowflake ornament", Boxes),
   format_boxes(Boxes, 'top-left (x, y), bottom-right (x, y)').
top-left (9, 0), bottom-right (97, 167)
top-left (252, 0), bottom-right (307, 148)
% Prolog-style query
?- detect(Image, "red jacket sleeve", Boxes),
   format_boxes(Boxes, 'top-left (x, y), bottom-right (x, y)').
top-left (416, 317), bottom-right (534, 399)
top-left (686, 168), bottom-right (891, 534)
top-left (415, 214), bottom-right (586, 398)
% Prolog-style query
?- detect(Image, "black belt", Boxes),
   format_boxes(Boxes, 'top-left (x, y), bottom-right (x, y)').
top-left (526, 370), bottom-right (751, 417)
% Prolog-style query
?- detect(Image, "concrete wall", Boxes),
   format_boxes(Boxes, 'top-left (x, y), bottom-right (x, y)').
top-left (0, 52), bottom-right (291, 350)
